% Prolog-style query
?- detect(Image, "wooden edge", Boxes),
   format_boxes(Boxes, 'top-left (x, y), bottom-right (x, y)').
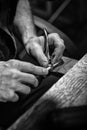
top-left (9, 54), bottom-right (87, 130)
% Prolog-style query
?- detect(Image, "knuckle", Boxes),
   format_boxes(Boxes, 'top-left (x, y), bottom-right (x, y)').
top-left (11, 69), bottom-right (19, 79)
top-left (30, 37), bottom-right (39, 43)
top-left (54, 33), bottom-right (59, 37)
top-left (2, 69), bottom-right (11, 76)
top-left (50, 33), bottom-right (65, 47)
top-left (7, 59), bottom-right (20, 68)
top-left (8, 59), bottom-right (16, 64)
top-left (29, 37), bottom-right (42, 49)
top-left (30, 65), bottom-right (40, 74)
top-left (52, 33), bottom-right (62, 42)
top-left (52, 33), bottom-right (60, 39)
top-left (30, 64), bottom-right (35, 70)
top-left (2, 68), bottom-right (19, 79)
top-left (0, 62), bottom-right (10, 73)
top-left (31, 43), bottom-right (40, 51)
top-left (11, 80), bottom-right (17, 88)
top-left (29, 64), bottom-right (37, 73)
top-left (12, 72), bottom-right (18, 79)
top-left (29, 37), bottom-right (37, 45)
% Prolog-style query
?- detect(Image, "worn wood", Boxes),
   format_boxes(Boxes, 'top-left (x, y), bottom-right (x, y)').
top-left (44, 54), bottom-right (87, 107)
top-left (55, 56), bottom-right (77, 74)
top-left (8, 56), bottom-right (79, 130)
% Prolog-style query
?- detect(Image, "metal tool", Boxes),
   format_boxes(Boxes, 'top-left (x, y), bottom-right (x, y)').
top-left (44, 28), bottom-right (51, 64)
top-left (47, 58), bottom-right (64, 72)
top-left (43, 28), bottom-right (64, 72)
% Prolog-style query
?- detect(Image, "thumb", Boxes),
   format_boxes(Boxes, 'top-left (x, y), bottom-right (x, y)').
top-left (32, 46), bottom-right (48, 67)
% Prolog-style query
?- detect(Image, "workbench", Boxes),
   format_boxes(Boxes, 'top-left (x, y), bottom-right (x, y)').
top-left (8, 55), bottom-right (80, 130)
top-left (0, 54), bottom-right (87, 130)
top-left (5, 54), bottom-right (87, 129)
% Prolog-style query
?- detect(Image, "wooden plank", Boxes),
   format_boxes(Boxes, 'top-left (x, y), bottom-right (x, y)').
top-left (55, 56), bottom-right (77, 74)
top-left (8, 54), bottom-right (87, 130)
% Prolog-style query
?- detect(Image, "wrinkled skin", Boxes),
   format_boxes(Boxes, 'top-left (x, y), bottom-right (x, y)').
top-left (0, 33), bottom-right (65, 102)
top-left (26, 33), bottom-right (65, 67)
top-left (0, 59), bottom-right (48, 102)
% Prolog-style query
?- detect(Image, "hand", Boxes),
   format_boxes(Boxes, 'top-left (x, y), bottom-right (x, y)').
top-left (0, 60), bottom-right (48, 102)
top-left (26, 33), bottom-right (65, 67)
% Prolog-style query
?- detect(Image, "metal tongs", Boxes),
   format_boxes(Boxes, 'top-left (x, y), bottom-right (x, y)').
top-left (43, 28), bottom-right (64, 72)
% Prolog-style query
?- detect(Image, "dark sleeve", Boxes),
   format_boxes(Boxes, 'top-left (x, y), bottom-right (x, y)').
top-left (0, 0), bottom-right (18, 25)
top-left (8, 0), bottom-right (18, 24)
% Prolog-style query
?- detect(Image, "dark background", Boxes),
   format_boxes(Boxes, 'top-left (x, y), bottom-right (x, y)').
top-left (30, 0), bottom-right (87, 59)
top-left (0, 0), bottom-right (87, 59)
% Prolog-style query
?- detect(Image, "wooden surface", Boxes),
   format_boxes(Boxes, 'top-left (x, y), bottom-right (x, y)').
top-left (55, 56), bottom-right (77, 74)
top-left (7, 56), bottom-right (78, 130)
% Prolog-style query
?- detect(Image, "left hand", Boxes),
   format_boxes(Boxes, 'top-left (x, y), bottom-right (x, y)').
top-left (25, 33), bottom-right (65, 67)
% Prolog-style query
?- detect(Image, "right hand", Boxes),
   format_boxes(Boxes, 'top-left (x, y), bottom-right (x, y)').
top-left (0, 59), bottom-right (48, 102)
top-left (26, 33), bottom-right (65, 67)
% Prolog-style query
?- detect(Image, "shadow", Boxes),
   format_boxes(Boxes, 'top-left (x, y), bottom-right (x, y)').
top-left (10, 99), bottom-right (87, 130)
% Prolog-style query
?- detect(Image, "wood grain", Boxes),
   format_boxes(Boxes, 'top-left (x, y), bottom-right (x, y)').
top-left (9, 55), bottom-right (87, 130)
top-left (55, 56), bottom-right (77, 74)
top-left (43, 54), bottom-right (87, 107)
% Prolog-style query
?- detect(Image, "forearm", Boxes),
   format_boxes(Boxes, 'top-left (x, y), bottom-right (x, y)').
top-left (14, 0), bottom-right (36, 45)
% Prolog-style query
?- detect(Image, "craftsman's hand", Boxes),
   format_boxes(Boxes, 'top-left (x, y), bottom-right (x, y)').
top-left (0, 60), bottom-right (48, 102)
top-left (26, 33), bottom-right (65, 67)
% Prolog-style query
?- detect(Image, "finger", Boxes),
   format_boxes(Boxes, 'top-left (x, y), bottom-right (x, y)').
top-left (8, 68), bottom-right (39, 87)
top-left (51, 48), bottom-right (63, 64)
top-left (48, 33), bottom-right (64, 47)
top-left (26, 37), bottom-right (48, 67)
top-left (34, 48), bottom-right (48, 67)
top-left (31, 45), bottom-right (48, 67)
top-left (48, 33), bottom-right (65, 64)
top-left (8, 90), bottom-right (19, 102)
top-left (32, 36), bottom-right (49, 67)
top-left (8, 79), bottom-right (31, 94)
top-left (9, 60), bottom-right (48, 75)
top-left (14, 82), bottom-right (31, 94)
top-left (17, 71), bottom-right (39, 87)
top-left (0, 88), bottom-right (19, 102)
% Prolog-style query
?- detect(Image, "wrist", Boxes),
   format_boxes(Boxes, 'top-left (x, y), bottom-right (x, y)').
top-left (23, 31), bottom-right (36, 46)
top-left (24, 36), bottom-right (37, 53)
top-left (14, 17), bottom-right (37, 45)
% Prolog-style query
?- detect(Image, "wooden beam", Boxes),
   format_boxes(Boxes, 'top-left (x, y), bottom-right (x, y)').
top-left (9, 54), bottom-right (87, 130)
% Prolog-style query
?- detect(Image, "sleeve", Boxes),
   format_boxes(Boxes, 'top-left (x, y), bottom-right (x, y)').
top-left (0, 0), bottom-right (18, 25)
top-left (8, 0), bottom-right (18, 24)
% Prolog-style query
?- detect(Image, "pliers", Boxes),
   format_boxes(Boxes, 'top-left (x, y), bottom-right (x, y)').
top-left (43, 28), bottom-right (64, 73)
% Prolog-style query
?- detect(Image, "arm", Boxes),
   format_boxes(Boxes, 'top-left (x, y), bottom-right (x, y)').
top-left (14, 0), bottom-right (49, 67)
top-left (14, 0), bottom-right (65, 67)
top-left (14, 0), bottom-right (36, 45)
